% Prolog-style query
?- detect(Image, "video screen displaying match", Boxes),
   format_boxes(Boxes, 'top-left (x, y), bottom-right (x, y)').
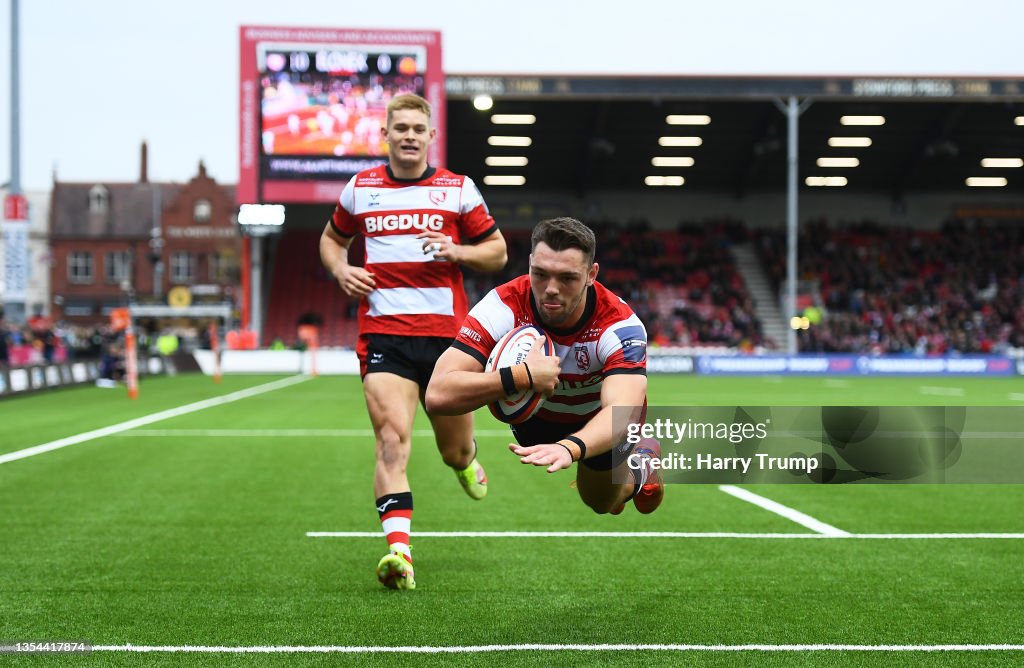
top-left (257, 44), bottom-right (427, 180)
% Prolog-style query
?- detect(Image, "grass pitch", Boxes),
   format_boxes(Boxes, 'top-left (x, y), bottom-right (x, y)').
top-left (1, 373), bottom-right (1023, 666)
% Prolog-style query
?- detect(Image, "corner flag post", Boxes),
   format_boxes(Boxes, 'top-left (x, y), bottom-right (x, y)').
top-left (125, 327), bottom-right (139, 400)
top-left (210, 321), bottom-right (222, 383)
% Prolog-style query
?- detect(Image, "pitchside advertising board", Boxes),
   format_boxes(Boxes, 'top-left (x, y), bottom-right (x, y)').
top-left (598, 352), bottom-right (1023, 376)
top-left (238, 26), bottom-right (445, 204)
top-left (686, 354), bottom-right (1018, 376)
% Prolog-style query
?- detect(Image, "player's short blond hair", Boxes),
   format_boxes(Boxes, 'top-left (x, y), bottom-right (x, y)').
top-left (386, 93), bottom-right (432, 126)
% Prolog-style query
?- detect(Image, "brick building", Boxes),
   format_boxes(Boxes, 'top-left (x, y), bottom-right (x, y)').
top-left (49, 145), bottom-right (240, 323)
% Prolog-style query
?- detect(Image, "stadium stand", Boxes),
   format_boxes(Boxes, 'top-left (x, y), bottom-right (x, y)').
top-left (259, 221), bottom-right (768, 351)
top-left (754, 219), bottom-right (1024, 354)
top-left (263, 229), bottom-right (357, 348)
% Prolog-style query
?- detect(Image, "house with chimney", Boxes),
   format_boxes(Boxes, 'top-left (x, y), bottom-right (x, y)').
top-left (49, 144), bottom-right (240, 323)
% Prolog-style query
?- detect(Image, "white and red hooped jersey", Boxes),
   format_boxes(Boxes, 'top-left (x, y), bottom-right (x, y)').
top-left (453, 275), bottom-right (647, 425)
top-left (330, 165), bottom-right (498, 338)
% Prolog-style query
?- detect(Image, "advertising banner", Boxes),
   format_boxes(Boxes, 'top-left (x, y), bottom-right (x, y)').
top-left (693, 355), bottom-right (1015, 377)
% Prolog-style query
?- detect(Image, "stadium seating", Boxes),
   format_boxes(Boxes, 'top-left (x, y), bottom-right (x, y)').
top-left (471, 220), bottom-right (765, 350)
top-left (754, 219), bottom-right (1024, 353)
top-left (262, 220), bottom-right (767, 351)
top-left (264, 229), bottom-right (356, 348)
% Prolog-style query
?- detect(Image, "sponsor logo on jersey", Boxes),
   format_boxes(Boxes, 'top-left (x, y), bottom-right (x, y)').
top-left (364, 213), bottom-right (445, 233)
top-left (432, 176), bottom-right (463, 186)
top-left (557, 374), bottom-right (604, 391)
top-left (459, 326), bottom-right (483, 343)
top-left (615, 325), bottom-right (647, 363)
top-left (429, 190), bottom-right (447, 205)
top-left (368, 192), bottom-right (381, 207)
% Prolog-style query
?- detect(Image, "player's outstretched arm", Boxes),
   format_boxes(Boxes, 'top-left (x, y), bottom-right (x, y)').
top-left (508, 442), bottom-right (574, 473)
top-left (416, 229), bottom-right (507, 272)
top-left (571, 373), bottom-right (647, 458)
top-left (510, 374), bottom-right (647, 473)
top-left (425, 337), bottom-right (559, 415)
top-left (320, 223), bottom-right (376, 297)
top-left (424, 347), bottom-right (505, 415)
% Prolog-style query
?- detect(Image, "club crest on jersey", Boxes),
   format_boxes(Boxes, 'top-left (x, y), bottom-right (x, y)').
top-left (575, 345), bottom-right (591, 370)
top-left (429, 190), bottom-right (447, 205)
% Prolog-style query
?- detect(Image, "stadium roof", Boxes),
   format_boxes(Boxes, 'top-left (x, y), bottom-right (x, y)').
top-left (445, 75), bottom-right (1024, 196)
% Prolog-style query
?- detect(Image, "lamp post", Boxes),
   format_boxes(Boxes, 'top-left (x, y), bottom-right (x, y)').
top-left (2, 0), bottom-right (28, 325)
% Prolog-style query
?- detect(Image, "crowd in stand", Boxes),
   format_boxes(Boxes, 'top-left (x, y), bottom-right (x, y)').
top-left (756, 219), bottom-right (1024, 354)
top-left (10, 217), bottom-right (1021, 365)
top-left (0, 312), bottom-right (133, 375)
top-left (464, 217), bottom-right (765, 350)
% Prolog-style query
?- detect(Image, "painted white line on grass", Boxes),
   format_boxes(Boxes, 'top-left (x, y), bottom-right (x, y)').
top-left (306, 531), bottom-right (1024, 539)
top-left (0, 376), bottom-right (312, 465)
top-left (823, 379), bottom-right (850, 388)
top-left (91, 643), bottom-right (1024, 653)
top-left (118, 429), bottom-right (512, 438)
top-left (309, 531), bottom-right (825, 538)
top-left (919, 386), bottom-right (965, 397)
top-left (718, 485), bottom-right (851, 537)
top-left (1009, 393), bottom-right (1024, 402)
top-left (854, 534), bottom-right (1024, 539)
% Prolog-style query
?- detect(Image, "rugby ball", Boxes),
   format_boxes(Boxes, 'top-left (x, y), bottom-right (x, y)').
top-left (484, 325), bottom-right (555, 424)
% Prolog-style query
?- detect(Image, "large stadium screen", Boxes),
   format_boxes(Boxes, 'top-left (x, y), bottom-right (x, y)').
top-left (239, 27), bottom-right (444, 204)
top-left (257, 44), bottom-right (426, 176)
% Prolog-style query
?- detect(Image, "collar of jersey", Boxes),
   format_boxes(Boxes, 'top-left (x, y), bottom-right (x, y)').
top-left (530, 285), bottom-right (597, 337)
top-left (386, 164), bottom-right (437, 183)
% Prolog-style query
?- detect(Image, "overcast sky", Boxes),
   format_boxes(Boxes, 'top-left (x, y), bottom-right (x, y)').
top-left (1, 0), bottom-right (1022, 191)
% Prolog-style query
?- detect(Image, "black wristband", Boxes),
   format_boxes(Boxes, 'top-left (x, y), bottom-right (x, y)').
top-left (523, 362), bottom-right (534, 388)
top-left (556, 442), bottom-right (574, 462)
top-left (499, 366), bottom-right (517, 396)
top-left (563, 434), bottom-right (587, 460)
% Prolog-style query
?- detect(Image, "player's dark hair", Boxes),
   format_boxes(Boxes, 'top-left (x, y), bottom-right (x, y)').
top-left (531, 217), bottom-right (596, 265)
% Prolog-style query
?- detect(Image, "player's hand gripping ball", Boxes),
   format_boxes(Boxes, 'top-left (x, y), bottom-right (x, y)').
top-left (484, 325), bottom-right (555, 424)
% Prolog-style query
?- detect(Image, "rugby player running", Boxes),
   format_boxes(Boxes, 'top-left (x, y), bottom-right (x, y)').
top-left (320, 93), bottom-right (507, 590)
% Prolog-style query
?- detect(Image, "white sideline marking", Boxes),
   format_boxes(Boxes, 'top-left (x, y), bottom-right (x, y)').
top-left (1009, 393), bottom-right (1024, 402)
top-left (919, 386), bottom-right (965, 397)
top-left (0, 376), bottom-right (311, 465)
top-left (119, 429), bottom-right (512, 437)
top-left (306, 531), bottom-right (1024, 539)
top-left (308, 531), bottom-right (825, 538)
top-left (91, 643), bottom-right (1024, 653)
top-left (718, 485), bottom-right (851, 537)
top-left (849, 534), bottom-right (1024, 539)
